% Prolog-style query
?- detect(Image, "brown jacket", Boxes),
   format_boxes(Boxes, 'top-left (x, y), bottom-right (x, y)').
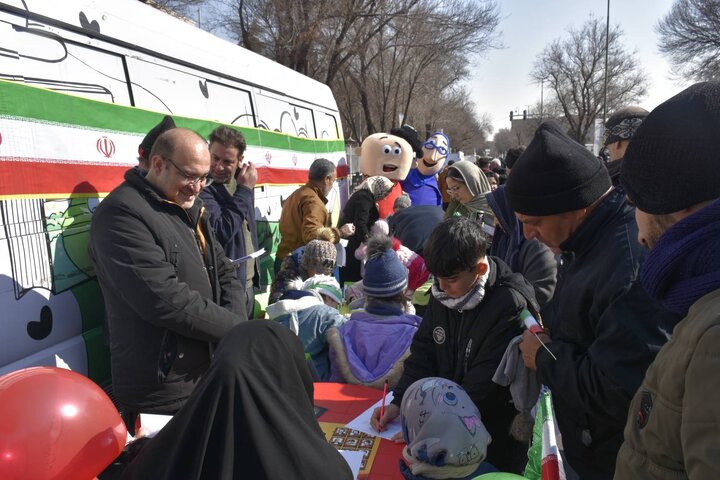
top-left (277, 183), bottom-right (339, 259)
top-left (615, 288), bottom-right (720, 480)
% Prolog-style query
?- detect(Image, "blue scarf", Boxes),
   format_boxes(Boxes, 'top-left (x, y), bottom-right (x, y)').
top-left (641, 198), bottom-right (720, 316)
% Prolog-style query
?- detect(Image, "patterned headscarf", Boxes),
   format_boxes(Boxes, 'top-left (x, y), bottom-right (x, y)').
top-left (400, 377), bottom-right (491, 479)
top-left (356, 175), bottom-right (395, 201)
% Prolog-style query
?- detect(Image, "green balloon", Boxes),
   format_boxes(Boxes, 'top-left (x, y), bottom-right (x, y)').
top-left (473, 473), bottom-right (528, 480)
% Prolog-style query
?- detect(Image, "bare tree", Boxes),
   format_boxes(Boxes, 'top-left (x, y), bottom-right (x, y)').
top-left (336, 0), bottom-right (501, 138)
top-left (657, 0), bottom-right (720, 81)
top-left (211, 0), bottom-right (500, 139)
top-left (492, 128), bottom-right (516, 157)
top-left (531, 16), bottom-right (647, 143)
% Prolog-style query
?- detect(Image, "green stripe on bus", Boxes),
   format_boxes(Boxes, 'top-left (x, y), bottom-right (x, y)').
top-left (0, 80), bottom-right (345, 153)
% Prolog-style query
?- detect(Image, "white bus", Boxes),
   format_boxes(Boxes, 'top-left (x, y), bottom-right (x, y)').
top-left (0, 0), bottom-right (347, 386)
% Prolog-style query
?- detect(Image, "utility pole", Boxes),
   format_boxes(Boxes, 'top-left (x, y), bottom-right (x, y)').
top-left (602, 0), bottom-right (610, 124)
top-left (540, 77), bottom-right (546, 121)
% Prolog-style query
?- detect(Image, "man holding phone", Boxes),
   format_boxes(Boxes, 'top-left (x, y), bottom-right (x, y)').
top-left (200, 126), bottom-right (258, 318)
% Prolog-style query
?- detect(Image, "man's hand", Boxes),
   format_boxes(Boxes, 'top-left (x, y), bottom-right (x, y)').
top-left (339, 223), bottom-right (355, 238)
top-left (519, 329), bottom-right (552, 371)
top-left (236, 161), bottom-right (257, 189)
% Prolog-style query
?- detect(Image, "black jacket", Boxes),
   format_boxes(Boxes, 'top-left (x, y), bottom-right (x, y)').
top-left (89, 168), bottom-right (246, 414)
top-left (199, 182), bottom-right (258, 285)
top-left (338, 189), bottom-right (379, 282)
top-left (392, 257), bottom-right (537, 472)
top-left (536, 188), bottom-right (680, 479)
top-left (388, 205), bottom-right (445, 256)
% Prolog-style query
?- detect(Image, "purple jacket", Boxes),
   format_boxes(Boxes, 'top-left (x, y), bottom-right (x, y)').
top-left (327, 310), bottom-right (421, 389)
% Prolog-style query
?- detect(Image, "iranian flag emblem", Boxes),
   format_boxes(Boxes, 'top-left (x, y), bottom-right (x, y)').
top-left (525, 388), bottom-right (566, 480)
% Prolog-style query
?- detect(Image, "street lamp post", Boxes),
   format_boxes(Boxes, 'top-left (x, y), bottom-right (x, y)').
top-left (540, 77), bottom-right (546, 121)
top-left (603, 0), bottom-right (610, 124)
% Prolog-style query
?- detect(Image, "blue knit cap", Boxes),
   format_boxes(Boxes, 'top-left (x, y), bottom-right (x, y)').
top-left (363, 240), bottom-right (408, 298)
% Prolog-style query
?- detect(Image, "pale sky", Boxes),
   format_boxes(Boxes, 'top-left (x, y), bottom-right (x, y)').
top-left (470, 0), bottom-right (688, 135)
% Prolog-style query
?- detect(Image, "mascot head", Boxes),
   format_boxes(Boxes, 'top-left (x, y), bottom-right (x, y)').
top-left (359, 132), bottom-right (413, 181)
top-left (419, 131), bottom-right (450, 176)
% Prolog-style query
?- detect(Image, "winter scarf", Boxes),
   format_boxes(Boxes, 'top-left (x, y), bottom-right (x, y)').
top-left (355, 175), bottom-right (395, 201)
top-left (431, 261), bottom-right (490, 311)
top-left (641, 198), bottom-right (720, 316)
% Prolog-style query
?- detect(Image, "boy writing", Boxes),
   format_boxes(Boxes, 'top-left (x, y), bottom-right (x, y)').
top-left (371, 216), bottom-right (537, 473)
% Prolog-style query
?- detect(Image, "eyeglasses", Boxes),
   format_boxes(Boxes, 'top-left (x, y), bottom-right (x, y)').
top-left (446, 184), bottom-right (465, 194)
top-left (162, 156), bottom-right (212, 187)
top-left (423, 140), bottom-right (448, 156)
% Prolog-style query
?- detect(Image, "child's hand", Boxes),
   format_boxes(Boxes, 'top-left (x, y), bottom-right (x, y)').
top-left (370, 403), bottom-right (400, 432)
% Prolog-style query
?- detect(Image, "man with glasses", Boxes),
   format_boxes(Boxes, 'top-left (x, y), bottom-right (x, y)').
top-left (89, 128), bottom-right (246, 422)
top-left (200, 126), bottom-right (258, 318)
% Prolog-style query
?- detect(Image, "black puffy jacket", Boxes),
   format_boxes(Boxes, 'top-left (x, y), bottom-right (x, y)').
top-left (536, 188), bottom-right (680, 480)
top-left (89, 168), bottom-right (246, 414)
top-left (392, 257), bottom-right (538, 472)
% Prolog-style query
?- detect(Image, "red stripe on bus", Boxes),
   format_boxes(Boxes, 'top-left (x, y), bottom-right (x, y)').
top-left (0, 160), bottom-right (349, 196)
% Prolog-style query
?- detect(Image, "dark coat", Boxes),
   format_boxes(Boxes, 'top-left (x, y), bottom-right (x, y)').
top-left (388, 205), bottom-right (445, 256)
top-left (536, 188), bottom-right (680, 480)
top-left (89, 168), bottom-right (246, 414)
top-left (121, 320), bottom-right (353, 480)
top-left (392, 257), bottom-right (537, 473)
top-left (199, 182), bottom-right (258, 285)
top-left (338, 189), bottom-right (379, 282)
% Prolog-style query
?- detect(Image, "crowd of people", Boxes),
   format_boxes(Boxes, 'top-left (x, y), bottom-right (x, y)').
top-left (90, 81), bottom-right (720, 479)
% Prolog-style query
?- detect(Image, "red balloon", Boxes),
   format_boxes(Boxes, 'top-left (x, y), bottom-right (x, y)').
top-left (0, 367), bottom-right (127, 480)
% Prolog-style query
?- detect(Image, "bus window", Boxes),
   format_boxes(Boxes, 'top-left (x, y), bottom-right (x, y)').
top-left (206, 81), bottom-right (255, 128)
top-left (126, 57), bottom-right (255, 125)
top-left (0, 21), bottom-right (130, 104)
top-left (254, 93), bottom-right (316, 138)
top-left (316, 112), bottom-right (340, 140)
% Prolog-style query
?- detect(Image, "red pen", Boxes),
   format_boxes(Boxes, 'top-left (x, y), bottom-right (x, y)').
top-left (379, 379), bottom-right (388, 432)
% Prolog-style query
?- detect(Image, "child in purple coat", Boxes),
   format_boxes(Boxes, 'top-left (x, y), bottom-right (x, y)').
top-left (327, 234), bottom-right (422, 389)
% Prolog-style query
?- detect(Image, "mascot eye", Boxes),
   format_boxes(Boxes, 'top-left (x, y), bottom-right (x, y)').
top-left (392, 146), bottom-right (402, 155)
top-left (444, 392), bottom-right (458, 406)
top-left (382, 145), bottom-right (392, 154)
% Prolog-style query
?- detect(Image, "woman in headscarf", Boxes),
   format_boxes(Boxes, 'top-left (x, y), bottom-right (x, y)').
top-left (121, 320), bottom-right (353, 480)
top-left (443, 160), bottom-right (495, 228)
top-left (338, 175), bottom-right (394, 283)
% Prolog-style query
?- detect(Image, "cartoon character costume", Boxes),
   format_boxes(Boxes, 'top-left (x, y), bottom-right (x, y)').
top-left (400, 131), bottom-right (450, 207)
top-left (359, 132), bottom-right (413, 219)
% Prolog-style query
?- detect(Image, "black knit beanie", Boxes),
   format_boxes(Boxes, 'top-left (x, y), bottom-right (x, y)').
top-left (138, 115), bottom-right (176, 160)
top-left (505, 121), bottom-right (611, 216)
top-left (621, 81), bottom-right (720, 215)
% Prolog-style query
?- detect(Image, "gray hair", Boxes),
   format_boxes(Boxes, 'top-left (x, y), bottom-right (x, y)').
top-left (308, 158), bottom-right (336, 181)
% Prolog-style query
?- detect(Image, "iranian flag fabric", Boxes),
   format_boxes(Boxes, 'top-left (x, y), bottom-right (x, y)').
top-left (0, 79), bottom-right (346, 199)
top-left (524, 388), bottom-right (566, 480)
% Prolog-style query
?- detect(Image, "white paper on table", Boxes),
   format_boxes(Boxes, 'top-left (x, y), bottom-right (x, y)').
top-left (345, 392), bottom-right (402, 440)
top-left (138, 413), bottom-right (173, 438)
top-left (125, 413), bottom-right (174, 445)
top-left (338, 450), bottom-right (364, 479)
top-left (230, 247), bottom-right (266, 265)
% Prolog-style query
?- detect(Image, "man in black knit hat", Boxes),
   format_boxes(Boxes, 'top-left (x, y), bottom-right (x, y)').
top-left (505, 121), bottom-right (679, 480)
top-left (615, 82), bottom-right (720, 479)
